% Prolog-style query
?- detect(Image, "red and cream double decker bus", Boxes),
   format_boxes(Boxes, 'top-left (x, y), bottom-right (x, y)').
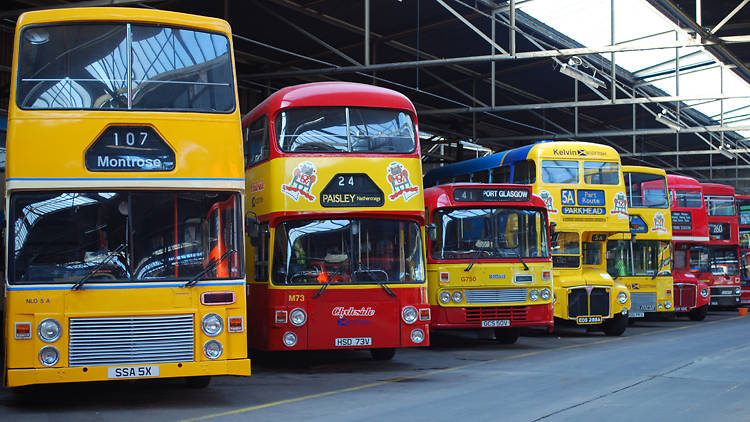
top-left (667, 175), bottom-right (710, 320)
top-left (737, 194), bottom-right (750, 305)
top-left (243, 82), bottom-right (429, 360)
top-left (699, 183), bottom-right (741, 308)
top-left (424, 184), bottom-right (553, 344)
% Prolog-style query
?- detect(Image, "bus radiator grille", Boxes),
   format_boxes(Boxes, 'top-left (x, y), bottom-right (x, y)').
top-left (465, 289), bottom-right (528, 304)
top-left (674, 283), bottom-right (696, 309)
top-left (567, 288), bottom-right (610, 317)
top-left (69, 314), bottom-right (195, 367)
top-left (465, 306), bottom-right (528, 322)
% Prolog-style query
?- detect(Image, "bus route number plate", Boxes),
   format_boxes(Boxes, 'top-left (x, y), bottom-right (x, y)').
top-left (481, 319), bottom-right (510, 327)
top-left (86, 125), bottom-right (175, 172)
top-left (107, 365), bottom-right (159, 379)
top-left (335, 337), bottom-right (372, 347)
top-left (576, 316), bottom-right (602, 324)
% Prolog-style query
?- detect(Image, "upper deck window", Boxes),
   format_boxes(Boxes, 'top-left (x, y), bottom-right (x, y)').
top-left (17, 23), bottom-right (234, 112)
top-left (625, 172), bottom-right (668, 209)
top-left (705, 195), bottom-right (735, 216)
top-left (275, 107), bottom-right (416, 154)
top-left (541, 160), bottom-right (578, 184)
top-left (738, 199), bottom-right (750, 225)
top-left (672, 190), bottom-right (702, 208)
top-left (583, 161), bottom-right (619, 185)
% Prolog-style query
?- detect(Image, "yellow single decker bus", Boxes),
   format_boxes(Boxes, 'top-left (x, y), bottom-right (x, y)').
top-left (607, 166), bottom-right (673, 319)
top-left (3, 8), bottom-right (250, 388)
top-left (424, 141), bottom-right (631, 335)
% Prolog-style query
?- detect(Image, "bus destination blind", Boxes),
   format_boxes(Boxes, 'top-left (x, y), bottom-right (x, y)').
top-left (453, 187), bottom-right (530, 202)
top-left (86, 126), bottom-right (176, 172)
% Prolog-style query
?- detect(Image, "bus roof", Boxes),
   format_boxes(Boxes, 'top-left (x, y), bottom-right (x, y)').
top-left (242, 82), bottom-right (416, 124)
top-left (622, 165), bottom-right (666, 176)
top-left (16, 7), bottom-right (232, 34)
top-left (423, 140), bottom-right (620, 187)
top-left (666, 174), bottom-right (702, 190)
top-left (424, 183), bottom-right (547, 210)
top-left (701, 182), bottom-right (735, 196)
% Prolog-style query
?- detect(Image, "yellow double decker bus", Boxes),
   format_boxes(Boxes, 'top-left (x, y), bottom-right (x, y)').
top-left (607, 166), bottom-right (673, 319)
top-left (424, 141), bottom-right (631, 335)
top-left (3, 8), bottom-right (250, 388)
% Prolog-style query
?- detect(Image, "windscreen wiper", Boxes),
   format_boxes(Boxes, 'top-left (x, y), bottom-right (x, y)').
top-left (313, 282), bottom-right (329, 298)
top-left (71, 243), bottom-right (127, 290)
top-left (512, 248), bottom-right (530, 271)
top-left (464, 250), bottom-right (483, 272)
top-left (184, 249), bottom-right (237, 287)
top-left (379, 281), bottom-right (397, 297)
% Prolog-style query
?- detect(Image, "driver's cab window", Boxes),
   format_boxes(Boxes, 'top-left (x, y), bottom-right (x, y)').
top-left (583, 241), bottom-right (602, 266)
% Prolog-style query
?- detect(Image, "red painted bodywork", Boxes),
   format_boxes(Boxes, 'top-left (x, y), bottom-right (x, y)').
top-left (424, 184), bottom-right (554, 331)
top-left (701, 183), bottom-right (740, 307)
top-left (244, 82), bottom-right (429, 352)
top-left (667, 174), bottom-right (711, 312)
top-left (736, 194), bottom-right (750, 306)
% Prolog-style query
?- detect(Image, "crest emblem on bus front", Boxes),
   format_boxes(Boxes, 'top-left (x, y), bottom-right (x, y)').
top-left (538, 190), bottom-right (558, 214)
top-left (611, 192), bottom-right (629, 219)
top-left (651, 211), bottom-right (668, 234)
top-left (281, 161), bottom-right (317, 202)
top-left (387, 161), bottom-right (420, 202)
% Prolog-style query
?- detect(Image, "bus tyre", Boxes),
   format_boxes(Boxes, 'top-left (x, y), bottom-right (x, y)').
top-left (185, 376), bottom-right (211, 388)
top-left (371, 348), bottom-right (396, 361)
top-left (689, 306), bottom-right (708, 321)
top-left (603, 314), bottom-right (627, 336)
top-left (494, 327), bottom-right (520, 344)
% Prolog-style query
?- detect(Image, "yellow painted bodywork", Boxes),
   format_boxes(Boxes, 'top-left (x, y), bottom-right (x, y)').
top-left (4, 8), bottom-right (250, 387)
top-left (518, 142), bottom-right (631, 322)
top-left (610, 166), bottom-right (674, 313)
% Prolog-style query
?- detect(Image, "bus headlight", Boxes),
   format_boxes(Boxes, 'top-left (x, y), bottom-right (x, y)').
top-left (452, 291), bottom-right (463, 303)
top-left (735, 287), bottom-right (741, 295)
top-left (39, 346), bottom-right (59, 366)
top-left (201, 313), bottom-right (224, 336)
top-left (618, 292), bottom-right (628, 304)
top-left (38, 318), bottom-right (62, 343)
top-left (541, 288), bottom-right (551, 301)
top-left (410, 328), bottom-right (425, 344)
top-left (665, 301), bottom-right (672, 309)
top-left (439, 291), bottom-right (451, 304)
top-left (529, 289), bottom-right (540, 301)
top-left (203, 340), bottom-right (223, 359)
top-left (290, 308), bottom-right (307, 327)
top-left (700, 288), bottom-right (709, 298)
top-left (402, 306), bottom-right (418, 324)
top-left (282, 332), bottom-right (298, 347)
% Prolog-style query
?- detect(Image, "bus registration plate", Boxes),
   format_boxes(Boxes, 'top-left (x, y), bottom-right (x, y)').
top-left (107, 365), bottom-right (159, 379)
top-left (481, 319), bottom-right (510, 327)
top-left (576, 316), bottom-right (602, 324)
top-left (630, 312), bottom-right (645, 318)
top-left (335, 337), bottom-right (372, 347)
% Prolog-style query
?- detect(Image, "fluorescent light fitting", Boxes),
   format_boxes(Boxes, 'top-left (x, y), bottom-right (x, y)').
top-left (655, 112), bottom-right (683, 131)
top-left (559, 64), bottom-right (606, 89)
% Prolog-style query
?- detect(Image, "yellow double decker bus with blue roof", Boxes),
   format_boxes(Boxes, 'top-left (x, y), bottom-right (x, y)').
top-left (424, 141), bottom-right (631, 335)
top-left (607, 166), bottom-right (673, 319)
top-left (2, 8), bottom-right (250, 388)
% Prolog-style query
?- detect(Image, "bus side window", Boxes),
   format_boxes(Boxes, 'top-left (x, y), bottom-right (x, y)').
top-left (245, 116), bottom-right (269, 168)
top-left (472, 170), bottom-right (489, 183)
top-left (254, 223), bottom-right (270, 282)
top-left (438, 177), bottom-right (452, 185)
top-left (491, 166), bottom-right (510, 183)
top-left (513, 160), bottom-right (536, 184)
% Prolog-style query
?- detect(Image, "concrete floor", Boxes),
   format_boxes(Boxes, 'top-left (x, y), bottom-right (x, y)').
top-left (1, 310), bottom-right (748, 422)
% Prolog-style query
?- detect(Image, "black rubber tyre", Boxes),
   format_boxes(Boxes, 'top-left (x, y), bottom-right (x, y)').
top-left (688, 305), bottom-right (708, 321)
top-left (603, 313), bottom-right (628, 336)
top-left (494, 327), bottom-right (521, 344)
top-left (370, 348), bottom-right (396, 361)
top-left (185, 376), bottom-right (211, 388)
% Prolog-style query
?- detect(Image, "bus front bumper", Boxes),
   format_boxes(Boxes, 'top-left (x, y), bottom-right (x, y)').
top-left (430, 303), bottom-right (553, 331)
top-left (6, 358), bottom-right (251, 388)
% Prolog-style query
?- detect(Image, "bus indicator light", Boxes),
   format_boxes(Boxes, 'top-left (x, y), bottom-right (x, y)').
top-left (440, 272), bottom-right (450, 282)
top-left (15, 322), bottom-right (32, 339)
top-left (228, 316), bottom-right (244, 333)
top-left (419, 308), bottom-right (431, 321)
top-left (275, 310), bottom-right (288, 324)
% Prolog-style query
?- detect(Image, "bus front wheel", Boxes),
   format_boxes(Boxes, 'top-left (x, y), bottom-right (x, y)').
top-left (688, 306), bottom-right (708, 321)
top-left (494, 327), bottom-right (520, 344)
top-left (371, 348), bottom-right (396, 361)
top-left (185, 376), bottom-right (211, 388)
top-left (602, 314), bottom-right (627, 336)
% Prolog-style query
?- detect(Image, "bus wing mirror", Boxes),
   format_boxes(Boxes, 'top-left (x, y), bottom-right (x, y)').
top-left (549, 222), bottom-right (559, 244)
top-left (246, 213), bottom-right (260, 242)
top-left (426, 223), bottom-right (437, 241)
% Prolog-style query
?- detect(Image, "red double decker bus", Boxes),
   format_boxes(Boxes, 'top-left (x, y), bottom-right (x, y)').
top-left (700, 183), bottom-right (741, 308)
top-left (242, 82), bottom-right (430, 359)
top-left (667, 175), bottom-right (711, 320)
top-left (424, 184), bottom-right (554, 343)
top-left (735, 194), bottom-right (750, 305)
